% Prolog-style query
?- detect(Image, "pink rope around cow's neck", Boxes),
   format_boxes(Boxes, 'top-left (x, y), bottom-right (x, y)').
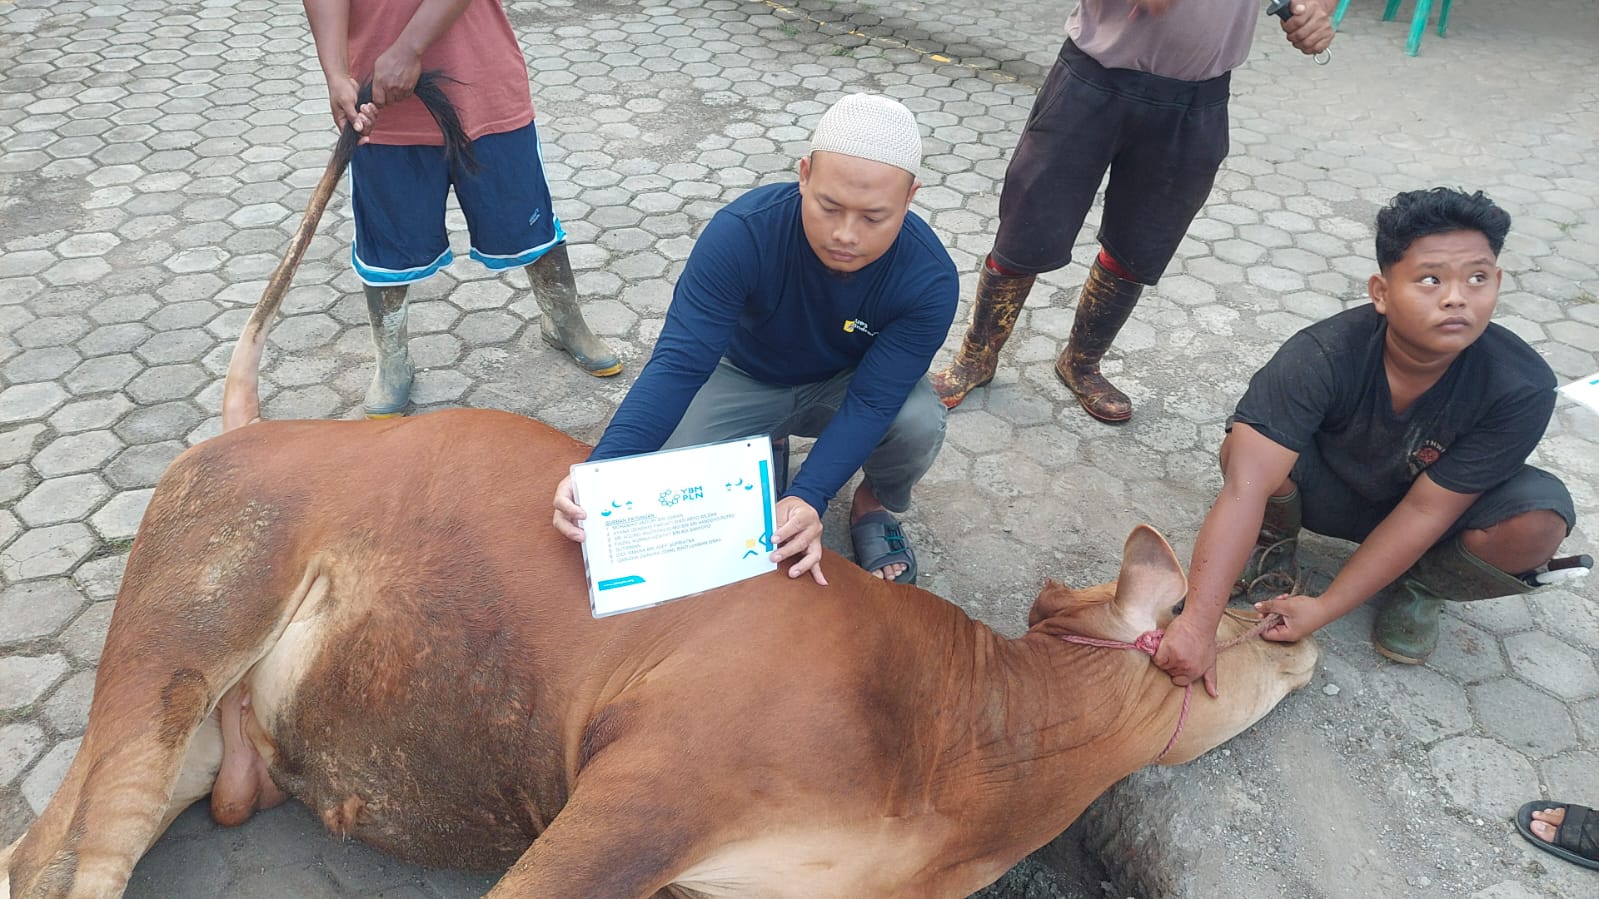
top-left (1058, 612), bottom-right (1281, 763)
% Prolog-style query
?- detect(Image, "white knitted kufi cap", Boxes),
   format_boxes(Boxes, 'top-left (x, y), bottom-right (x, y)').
top-left (808, 93), bottom-right (922, 178)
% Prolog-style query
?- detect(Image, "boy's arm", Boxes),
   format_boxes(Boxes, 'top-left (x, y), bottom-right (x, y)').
top-left (1257, 474), bottom-right (1480, 638)
top-left (303, 0), bottom-right (364, 131)
top-left (1154, 423), bottom-right (1298, 696)
top-left (371, 0), bottom-right (475, 107)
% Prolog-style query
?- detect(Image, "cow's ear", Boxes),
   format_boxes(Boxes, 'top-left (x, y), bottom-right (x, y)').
top-left (1111, 525), bottom-right (1187, 616)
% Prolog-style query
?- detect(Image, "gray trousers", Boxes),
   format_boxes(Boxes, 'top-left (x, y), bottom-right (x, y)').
top-left (662, 359), bottom-right (946, 513)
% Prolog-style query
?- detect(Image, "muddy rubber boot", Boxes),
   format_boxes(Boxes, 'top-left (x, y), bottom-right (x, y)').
top-left (1054, 259), bottom-right (1143, 423)
top-left (525, 243), bottom-right (621, 377)
top-left (1373, 536), bottom-right (1533, 665)
top-left (930, 259), bottom-right (1036, 409)
top-left (363, 284), bottom-right (414, 419)
top-left (1233, 488), bottom-right (1302, 601)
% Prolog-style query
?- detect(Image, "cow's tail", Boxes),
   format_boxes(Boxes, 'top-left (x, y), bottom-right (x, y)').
top-left (221, 73), bottom-right (477, 432)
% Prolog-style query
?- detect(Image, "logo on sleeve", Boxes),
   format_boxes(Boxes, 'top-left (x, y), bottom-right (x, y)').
top-left (1409, 439), bottom-right (1445, 475)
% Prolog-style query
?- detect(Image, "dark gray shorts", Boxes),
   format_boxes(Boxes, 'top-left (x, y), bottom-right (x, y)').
top-left (990, 40), bottom-right (1231, 285)
top-left (1289, 435), bottom-right (1575, 542)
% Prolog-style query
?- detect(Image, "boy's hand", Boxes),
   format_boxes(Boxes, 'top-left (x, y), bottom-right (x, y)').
top-left (771, 496), bottom-right (828, 586)
top-left (1281, 1), bottom-right (1335, 55)
top-left (372, 44), bottom-right (424, 108)
top-left (326, 74), bottom-right (377, 140)
top-left (1153, 613), bottom-right (1219, 698)
top-left (1253, 593), bottom-right (1328, 641)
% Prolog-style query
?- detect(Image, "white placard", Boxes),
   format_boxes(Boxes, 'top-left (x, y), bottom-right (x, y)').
top-left (1559, 372), bottom-right (1599, 414)
top-left (572, 436), bottom-right (778, 617)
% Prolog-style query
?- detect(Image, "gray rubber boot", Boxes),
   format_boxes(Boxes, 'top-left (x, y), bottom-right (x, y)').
top-left (363, 284), bottom-right (414, 419)
top-left (525, 244), bottom-right (621, 377)
top-left (1373, 536), bottom-right (1533, 665)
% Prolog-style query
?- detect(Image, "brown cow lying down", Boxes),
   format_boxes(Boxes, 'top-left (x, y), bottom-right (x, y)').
top-left (1, 410), bottom-right (1316, 898)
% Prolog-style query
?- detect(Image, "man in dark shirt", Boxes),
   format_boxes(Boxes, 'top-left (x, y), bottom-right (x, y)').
top-left (553, 94), bottom-right (959, 586)
top-left (1155, 188), bottom-right (1577, 688)
top-left (930, 0), bottom-right (1335, 422)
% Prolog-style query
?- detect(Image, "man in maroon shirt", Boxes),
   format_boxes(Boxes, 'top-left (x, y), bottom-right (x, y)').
top-left (304, 0), bottom-right (619, 418)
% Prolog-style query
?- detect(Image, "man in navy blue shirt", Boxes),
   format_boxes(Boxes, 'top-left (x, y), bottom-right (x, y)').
top-left (554, 93), bottom-right (958, 585)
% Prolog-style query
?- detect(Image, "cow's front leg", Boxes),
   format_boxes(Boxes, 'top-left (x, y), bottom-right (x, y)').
top-left (485, 759), bottom-right (717, 899)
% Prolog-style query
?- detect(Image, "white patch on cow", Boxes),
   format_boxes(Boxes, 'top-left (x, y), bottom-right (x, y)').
top-left (673, 823), bottom-right (953, 899)
top-left (245, 564), bottom-right (336, 742)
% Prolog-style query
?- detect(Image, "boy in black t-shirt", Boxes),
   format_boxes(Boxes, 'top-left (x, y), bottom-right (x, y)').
top-left (1154, 188), bottom-right (1579, 689)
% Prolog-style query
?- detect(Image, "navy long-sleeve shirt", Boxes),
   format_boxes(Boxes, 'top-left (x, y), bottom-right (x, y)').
top-left (589, 182), bottom-right (958, 516)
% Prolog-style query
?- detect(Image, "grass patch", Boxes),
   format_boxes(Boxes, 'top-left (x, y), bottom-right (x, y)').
top-left (0, 705), bottom-right (34, 725)
top-left (830, 44), bottom-right (854, 56)
top-left (86, 535), bottom-right (136, 561)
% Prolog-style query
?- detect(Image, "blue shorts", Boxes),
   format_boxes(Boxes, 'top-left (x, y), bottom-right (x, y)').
top-left (349, 122), bottom-right (565, 285)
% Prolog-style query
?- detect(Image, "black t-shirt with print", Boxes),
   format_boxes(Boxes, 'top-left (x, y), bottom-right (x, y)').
top-left (1234, 304), bottom-right (1556, 503)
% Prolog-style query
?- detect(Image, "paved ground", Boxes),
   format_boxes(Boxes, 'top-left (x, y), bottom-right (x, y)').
top-left (2, 0), bottom-right (1597, 896)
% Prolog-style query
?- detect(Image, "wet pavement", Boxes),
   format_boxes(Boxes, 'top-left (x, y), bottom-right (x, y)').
top-left (2, 0), bottom-right (1597, 896)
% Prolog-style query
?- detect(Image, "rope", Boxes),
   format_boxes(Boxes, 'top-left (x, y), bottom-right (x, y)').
top-left (1058, 610), bottom-right (1284, 762)
top-left (1234, 537), bottom-right (1304, 601)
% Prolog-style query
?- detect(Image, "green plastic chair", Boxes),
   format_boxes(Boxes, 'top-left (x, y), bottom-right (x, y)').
top-left (1332, 0), bottom-right (1454, 56)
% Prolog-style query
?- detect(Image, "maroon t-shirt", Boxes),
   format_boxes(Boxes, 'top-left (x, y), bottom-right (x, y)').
top-left (349, 0), bottom-right (535, 145)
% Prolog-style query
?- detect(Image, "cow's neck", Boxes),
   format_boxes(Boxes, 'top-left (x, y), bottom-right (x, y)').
top-left (936, 629), bottom-right (1181, 848)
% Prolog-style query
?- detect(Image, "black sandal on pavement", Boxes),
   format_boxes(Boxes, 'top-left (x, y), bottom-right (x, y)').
top-left (849, 510), bottom-right (917, 585)
top-left (1515, 800), bottom-right (1599, 871)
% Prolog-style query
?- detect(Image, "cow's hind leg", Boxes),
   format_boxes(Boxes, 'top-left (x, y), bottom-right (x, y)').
top-left (4, 669), bottom-right (219, 898)
top-left (5, 572), bottom-right (322, 898)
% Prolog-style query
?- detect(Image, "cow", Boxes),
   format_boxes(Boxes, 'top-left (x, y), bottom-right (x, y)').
top-left (1, 403), bottom-right (1316, 897)
top-left (2, 93), bottom-right (1317, 898)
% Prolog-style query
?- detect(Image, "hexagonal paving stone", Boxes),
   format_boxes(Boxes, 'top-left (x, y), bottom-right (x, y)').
top-left (22, 738), bottom-right (80, 815)
top-left (63, 354), bottom-right (144, 393)
top-left (2, 346), bottom-right (82, 383)
top-left (49, 395), bottom-right (136, 434)
top-left (15, 474), bottom-right (113, 527)
top-left (0, 724), bottom-right (48, 790)
top-left (1, 523), bottom-right (97, 581)
top-left (73, 553), bottom-right (128, 602)
top-left (42, 670), bottom-right (94, 738)
top-left (0, 423), bottom-right (45, 465)
top-left (125, 364), bottom-right (209, 404)
top-left (945, 409), bottom-right (1015, 454)
top-left (1505, 632), bottom-right (1599, 700)
top-left (91, 489), bottom-right (154, 541)
top-left (0, 653), bottom-right (70, 711)
top-left (1469, 678), bottom-right (1578, 756)
top-left (58, 601), bottom-right (115, 667)
top-left (1370, 665), bottom-right (1473, 743)
top-left (32, 430), bottom-right (125, 477)
top-left (0, 382), bottom-right (69, 423)
top-left (0, 580), bottom-right (86, 646)
top-left (1429, 615), bottom-right (1507, 683)
top-left (1540, 750), bottom-right (1599, 805)
top-left (1427, 736), bottom-right (1538, 820)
